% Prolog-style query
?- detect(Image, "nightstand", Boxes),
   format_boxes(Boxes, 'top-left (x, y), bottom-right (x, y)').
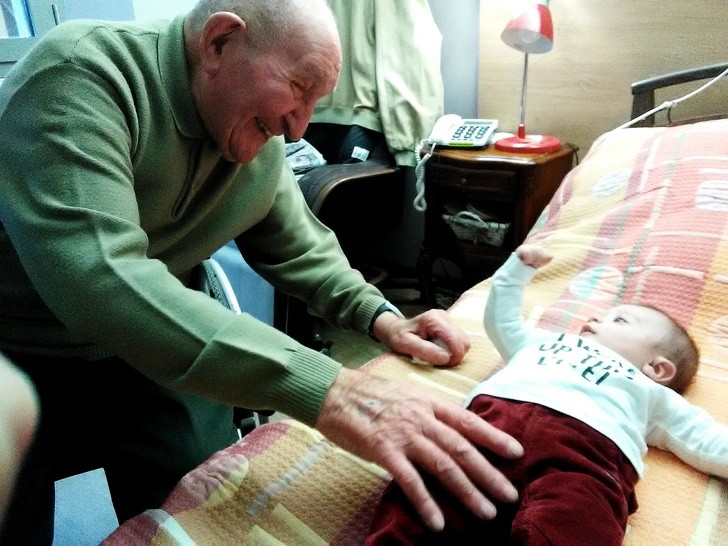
top-left (417, 143), bottom-right (577, 306)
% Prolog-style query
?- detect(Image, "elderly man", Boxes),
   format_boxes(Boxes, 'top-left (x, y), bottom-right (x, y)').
top-left (0, 0), bottom-right (521, 543)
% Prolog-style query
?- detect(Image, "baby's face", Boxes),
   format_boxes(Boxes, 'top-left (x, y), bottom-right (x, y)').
top-left (579, 304), bottom-right (671, 370)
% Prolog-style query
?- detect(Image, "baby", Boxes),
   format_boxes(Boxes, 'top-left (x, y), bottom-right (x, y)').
top-left (366, 244), bottom-right (728, 545)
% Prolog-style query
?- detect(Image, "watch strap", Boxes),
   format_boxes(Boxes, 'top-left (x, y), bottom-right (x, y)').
top-left (368, 301), bottom-right (403, 341)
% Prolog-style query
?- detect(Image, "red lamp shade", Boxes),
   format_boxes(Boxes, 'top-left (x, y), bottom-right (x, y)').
top-left (495, 1), bottom-right (562, 154)
top-left (501, 3), bottom-right (554, 54)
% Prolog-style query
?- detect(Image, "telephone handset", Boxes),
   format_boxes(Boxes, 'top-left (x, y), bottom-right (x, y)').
top-left (427, 114), bottom-right (498, 148)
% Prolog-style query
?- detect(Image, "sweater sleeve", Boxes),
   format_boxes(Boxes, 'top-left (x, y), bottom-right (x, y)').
top-left (484, 253), bottom-right (538, 362)
top-left (233, 166), bottom-right (386, 334)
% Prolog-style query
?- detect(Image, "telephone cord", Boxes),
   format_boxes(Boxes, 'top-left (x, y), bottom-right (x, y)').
top-left (413, 139), bottom-right (436, 212)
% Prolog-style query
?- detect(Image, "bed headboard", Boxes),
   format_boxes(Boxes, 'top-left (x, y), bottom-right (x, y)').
top-left (630, 62), bottom-right (728, 127)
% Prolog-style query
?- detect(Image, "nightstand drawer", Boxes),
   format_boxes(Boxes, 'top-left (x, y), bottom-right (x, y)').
top-left (431, 164), bottom-right (517, 199)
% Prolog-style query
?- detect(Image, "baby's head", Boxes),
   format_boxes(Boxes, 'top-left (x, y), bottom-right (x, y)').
top-left (579, 303), bottom-right (700, 393)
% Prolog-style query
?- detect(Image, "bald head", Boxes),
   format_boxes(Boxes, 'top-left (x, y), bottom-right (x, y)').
top-left (185, 0), bottom-right (340, 55)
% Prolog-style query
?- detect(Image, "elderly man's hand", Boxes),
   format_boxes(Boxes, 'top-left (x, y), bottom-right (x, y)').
top-left (371, 308), bottom-right (471, 367)
top-left (315, 368), bottom-right (523, 531)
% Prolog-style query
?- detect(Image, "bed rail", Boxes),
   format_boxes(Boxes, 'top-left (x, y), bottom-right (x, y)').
top-left (630, 62), bottom-right (728, 126)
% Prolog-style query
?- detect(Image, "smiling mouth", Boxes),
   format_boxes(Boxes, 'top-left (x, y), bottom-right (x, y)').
top-left (256, 118), bottom-right (274, 138)
top-left (580, 324), bottom-right (594, 335)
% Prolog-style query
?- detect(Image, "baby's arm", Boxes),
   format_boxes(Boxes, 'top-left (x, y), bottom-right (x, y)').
top-left (485, 248), bottom-right (544, 361)
top-left (648, 390), bottom-right (728, 479)
top-left (515, 244), bottom-right (553, 269)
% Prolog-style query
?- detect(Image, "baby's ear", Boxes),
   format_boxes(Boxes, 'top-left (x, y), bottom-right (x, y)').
top-left (641, 356), bottom-right (677, 386)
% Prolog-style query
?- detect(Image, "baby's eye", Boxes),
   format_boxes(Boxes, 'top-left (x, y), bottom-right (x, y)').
top-left (614, 316), bottom-right (627, 323)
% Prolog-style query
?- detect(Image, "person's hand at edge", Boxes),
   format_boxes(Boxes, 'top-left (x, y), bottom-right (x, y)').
top-left (0, 354), bottom-right (39, 528)
top-left (372, 309), bottom-right (470, 366)
top-left (315, 367), bottom-right (523, 531)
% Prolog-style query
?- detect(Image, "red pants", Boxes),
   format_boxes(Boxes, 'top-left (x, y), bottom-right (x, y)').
top-left (366, 396), bottom-right (639, 546)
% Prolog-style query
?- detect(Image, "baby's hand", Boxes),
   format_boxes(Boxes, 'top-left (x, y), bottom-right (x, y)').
top-left (515, 244), bottom-right (553, 269)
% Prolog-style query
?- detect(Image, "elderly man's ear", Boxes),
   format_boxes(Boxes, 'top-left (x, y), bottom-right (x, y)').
top-left (640, 356), bottom-right (677, 386)
top-left (199, 12), bottom-right (247, 73)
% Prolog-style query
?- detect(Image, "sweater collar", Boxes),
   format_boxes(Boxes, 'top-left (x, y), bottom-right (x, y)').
top-left (158, 14), bottom-right (207, 139)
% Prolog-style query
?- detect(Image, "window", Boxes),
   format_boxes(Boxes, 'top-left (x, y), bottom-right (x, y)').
top-left (0, 0), bottom-right (62, 77)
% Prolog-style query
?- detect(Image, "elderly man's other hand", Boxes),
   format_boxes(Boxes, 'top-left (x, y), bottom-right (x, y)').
top-left (371, 308), bottom-right (471, 366)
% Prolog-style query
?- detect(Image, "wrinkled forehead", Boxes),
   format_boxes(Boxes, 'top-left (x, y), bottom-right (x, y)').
top-left (287, 35), bottom-right (340, 94)
top-left (290, 2), bottom-right (341, 86)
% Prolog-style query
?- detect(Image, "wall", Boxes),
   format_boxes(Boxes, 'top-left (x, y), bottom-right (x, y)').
top-left (478, 0), bottom-right (728, 156)
top-left (64, 0), bottom-right (194, 21)
top-left (64, 0), bottom-right (133, 20)
top-left (429, 0), bottom-right (480, 118)
top-left (131, 0), bottom-right (195, 21)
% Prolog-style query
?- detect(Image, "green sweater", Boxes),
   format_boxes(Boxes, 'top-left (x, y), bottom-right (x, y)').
top-left (0, 16), bottom-right (385, 426)
top-left (310, 0), bottom-right (444, 167)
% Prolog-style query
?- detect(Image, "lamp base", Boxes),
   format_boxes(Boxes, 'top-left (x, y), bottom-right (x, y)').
top-left (495, 133), bottom-right (562, 154)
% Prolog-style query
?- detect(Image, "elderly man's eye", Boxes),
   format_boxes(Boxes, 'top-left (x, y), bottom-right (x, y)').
top-left (290, 81), bottom-right (307, 99)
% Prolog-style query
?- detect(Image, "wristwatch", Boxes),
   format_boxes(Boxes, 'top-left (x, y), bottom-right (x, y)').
top-left (368, 301), bottom-right (403, 341)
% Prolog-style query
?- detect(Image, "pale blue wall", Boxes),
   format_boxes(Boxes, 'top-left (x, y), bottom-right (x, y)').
top-left (64, 0), bottom-right (196, 22)
top-left (64, 0), bottom-right (134, 20)
top-left (64, 0), bottom-right (194, 21)
top-left (131, 0), bottom-right (196, 21)
top-left (429, 0), bottom-right (480, 118)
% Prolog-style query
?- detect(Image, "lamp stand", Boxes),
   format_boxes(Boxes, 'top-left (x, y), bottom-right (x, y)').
top-left (495, 53), bottom-right (562, 154)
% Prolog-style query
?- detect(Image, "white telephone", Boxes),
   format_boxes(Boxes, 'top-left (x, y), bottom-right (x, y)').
top-left (413, 115), bottom-right (500, 212)
top-left (427, 114), bottom-right (498, 148)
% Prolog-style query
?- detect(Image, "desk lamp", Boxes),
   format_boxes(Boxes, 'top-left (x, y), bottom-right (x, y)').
top-left (495, 0), bottom-right (562, 153)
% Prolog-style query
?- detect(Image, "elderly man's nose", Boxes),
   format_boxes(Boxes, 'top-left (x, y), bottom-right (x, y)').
top-left (285, 103), bottom-right (315, 141)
